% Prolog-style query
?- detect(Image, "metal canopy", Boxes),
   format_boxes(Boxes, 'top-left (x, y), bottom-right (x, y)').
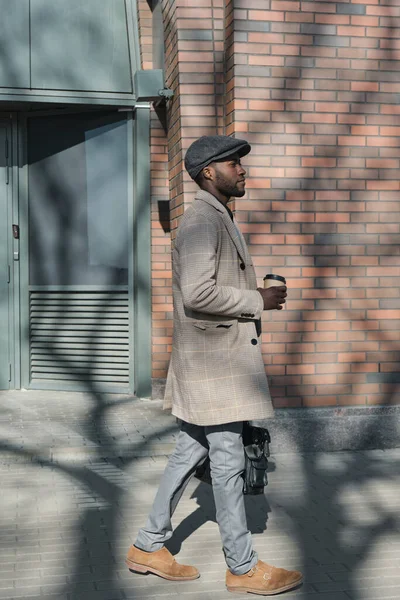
top-left (0, 0), bottom-right (162, 107)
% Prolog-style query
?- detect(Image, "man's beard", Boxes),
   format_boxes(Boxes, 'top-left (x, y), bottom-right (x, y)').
top-left (215, 171), bottom-right (245, 198)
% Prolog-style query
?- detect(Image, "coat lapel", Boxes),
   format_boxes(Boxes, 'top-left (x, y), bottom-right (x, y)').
top-left (195, 190), bottom-right (247, 264)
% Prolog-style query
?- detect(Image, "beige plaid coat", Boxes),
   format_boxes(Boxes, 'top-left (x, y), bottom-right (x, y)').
top-left (164, 190), bottom-right (274, 426)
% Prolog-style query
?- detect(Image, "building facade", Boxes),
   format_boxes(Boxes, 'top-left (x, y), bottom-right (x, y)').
top-left (0, 0), bottom-right (157, 397)
top-left (148, 0), bottom-right (400, 410)
top-left (0, 0), bottom-right (399, 410)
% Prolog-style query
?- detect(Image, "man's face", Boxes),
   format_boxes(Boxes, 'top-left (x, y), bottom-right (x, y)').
top-left (209, 153), bottom-right (247, 198)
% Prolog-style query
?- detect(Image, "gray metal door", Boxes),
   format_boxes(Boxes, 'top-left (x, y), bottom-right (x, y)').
top-left (21, 111), bottom-right (134, 392)
top-left (0, 123), bottom-right (10, 389)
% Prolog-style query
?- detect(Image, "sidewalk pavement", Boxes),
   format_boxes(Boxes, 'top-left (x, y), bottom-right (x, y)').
top-left (0, 389), bottom-right (399, 600)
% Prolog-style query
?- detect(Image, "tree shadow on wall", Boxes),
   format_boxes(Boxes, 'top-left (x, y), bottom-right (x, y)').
top-left (228, 3), bottom-right (400, 599)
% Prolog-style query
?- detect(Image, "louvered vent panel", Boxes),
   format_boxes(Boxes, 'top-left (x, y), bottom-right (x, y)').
top-left (30, 291), bottom-right (129, 385)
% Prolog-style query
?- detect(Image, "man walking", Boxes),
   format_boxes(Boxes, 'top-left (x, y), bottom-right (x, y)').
top-left (126, 136), bottom-right (303, 595)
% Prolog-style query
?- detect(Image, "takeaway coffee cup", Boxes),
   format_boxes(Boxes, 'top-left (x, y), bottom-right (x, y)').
top-left (263, 274), bottom-right (286, 289)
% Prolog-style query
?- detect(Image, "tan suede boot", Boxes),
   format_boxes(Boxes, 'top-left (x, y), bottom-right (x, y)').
top-left (226, 560), bottom-right (303, 595)
top-left (125, 546), bottom-right (200, 581)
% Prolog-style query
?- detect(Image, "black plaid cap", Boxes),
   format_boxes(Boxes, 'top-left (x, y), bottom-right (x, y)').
top-left (184, 135), bottom-right (251, 180)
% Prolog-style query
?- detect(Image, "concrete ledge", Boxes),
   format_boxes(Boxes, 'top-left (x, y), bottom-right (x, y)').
top-left (152, 379), bottom-right (400, 452)
top-left (253, 405), bottom-right (400, 453)
top-left (152, 378), bottom-right (167, 400)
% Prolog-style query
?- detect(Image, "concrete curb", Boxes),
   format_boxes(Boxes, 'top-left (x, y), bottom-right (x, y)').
top-left (253, 405), bottom-right (400, 452)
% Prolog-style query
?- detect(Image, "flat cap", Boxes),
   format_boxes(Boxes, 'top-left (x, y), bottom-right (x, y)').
top-left (185, 135), bottom-right (251, 180)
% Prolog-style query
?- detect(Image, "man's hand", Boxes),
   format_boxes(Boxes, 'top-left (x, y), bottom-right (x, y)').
top-left (257, 286), bottom-right (287, 310)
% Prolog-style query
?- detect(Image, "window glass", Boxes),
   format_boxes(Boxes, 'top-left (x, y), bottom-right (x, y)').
top-left (28, 112), bottom-right (129, 285)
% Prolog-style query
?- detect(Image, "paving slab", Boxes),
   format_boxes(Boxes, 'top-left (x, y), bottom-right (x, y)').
top-left (0, 390), bottom-right (398, 599)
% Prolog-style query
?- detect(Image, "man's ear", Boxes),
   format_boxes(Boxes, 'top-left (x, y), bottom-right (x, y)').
top-left (203, 165), bottom-right (213, 181)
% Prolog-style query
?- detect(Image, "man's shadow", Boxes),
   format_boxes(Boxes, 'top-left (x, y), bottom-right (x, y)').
top-left (166, 461), bottom-right (275, 555)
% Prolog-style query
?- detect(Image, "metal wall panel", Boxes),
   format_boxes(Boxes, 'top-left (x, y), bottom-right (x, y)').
top-left (28, 112), bottom-right (129, 286)
top-left (31, 0), bottom-right (133, 93)
top-left (0, 0), bottom-right (30, 89)
top-left (132, 107), bottom-right (151, 398)
top-left (0, 125), bottom-right (10, 388)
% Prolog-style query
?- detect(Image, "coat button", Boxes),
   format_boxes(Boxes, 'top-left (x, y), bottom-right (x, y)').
top-left (240, 263), bottom-right (246, 270)
top-left (251, 338), bottom-right (258, 345)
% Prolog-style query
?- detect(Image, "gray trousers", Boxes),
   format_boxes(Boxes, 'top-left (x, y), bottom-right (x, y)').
top-left (135, 421), bottom-right (258, 575)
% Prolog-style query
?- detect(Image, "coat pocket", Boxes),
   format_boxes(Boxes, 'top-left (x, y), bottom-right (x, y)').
top-left (192, 320), bottom-right (235, 331)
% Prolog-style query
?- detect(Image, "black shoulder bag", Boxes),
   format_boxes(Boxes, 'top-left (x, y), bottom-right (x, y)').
top-left (194, 422), bottom-right (271, 495)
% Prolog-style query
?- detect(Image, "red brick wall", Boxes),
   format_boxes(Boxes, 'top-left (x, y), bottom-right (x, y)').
top-left (137, 1), bottom-right (172, 381)
top-left (142, 0), bottom-right (400, 407)
top-left (137, 0), bottom-right (153, 69)
top-left (151, 0), bottom-right (226, 380)
top-left (162, 0), bottom-right (226, 231)
top-left (150, 112), bottom-right (173, 380)
top-left (225, 0), bottom-right (400, 408)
